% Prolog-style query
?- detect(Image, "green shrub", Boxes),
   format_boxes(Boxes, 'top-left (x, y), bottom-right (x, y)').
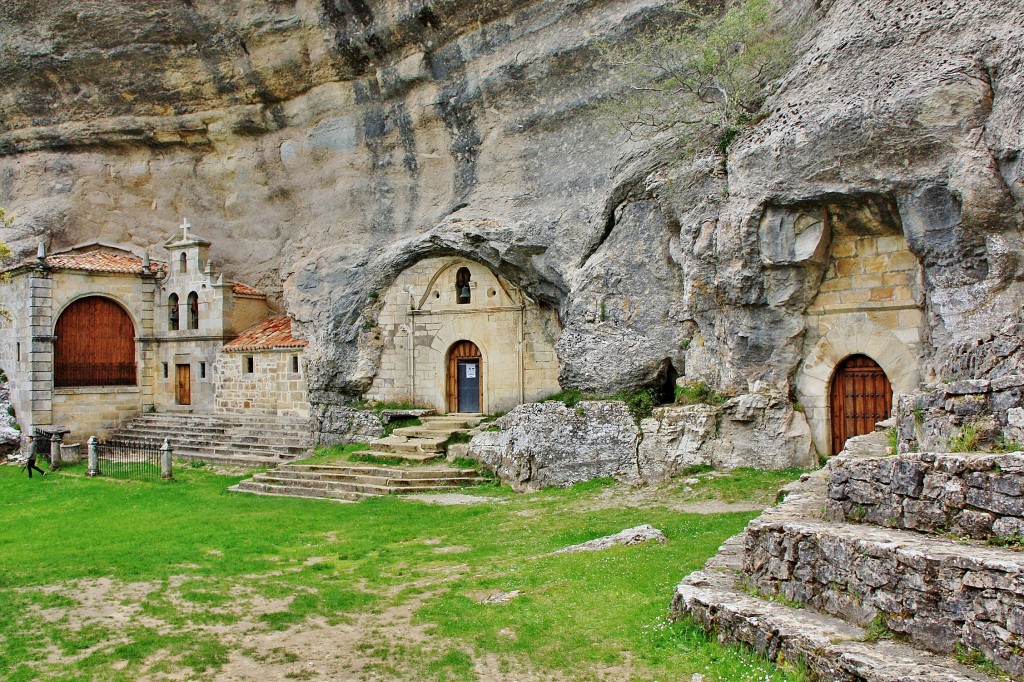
top-left (948, 420), bottom-right (982, 453)
top-left (674, 381), bottom-right (728, 406)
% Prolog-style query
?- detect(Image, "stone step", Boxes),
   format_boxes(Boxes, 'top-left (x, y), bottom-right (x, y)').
top-left (744, 516), bottom-right (1024, 677)
top-left (361, 436), bottom-right (446, 455)
top-left (420, 416), bottom-right (482, 428)
top-left (253, 472), bottom-right (483, 493)
top-left (174, 452), bottom-right (286, 467)
top-left (116, 433), bottom-right (310, 449)
top-left (281, 463), bottom-right (479, 480)
top-left (389, 426), bottom-right (462, 439)
top-left (347, 449), bottom-right (444, 463)
top-left (227, 481), bottom-right (363, 502)
top-left (672, 552), bottom-right (1001, 682)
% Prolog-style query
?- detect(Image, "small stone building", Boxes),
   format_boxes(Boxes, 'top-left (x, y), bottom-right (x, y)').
top-left (216, 316), bottom-right (309, 417)
top-left (0, 223), bottom-right (309, 441)
top-left (365, 256), bottom-right (561, 414)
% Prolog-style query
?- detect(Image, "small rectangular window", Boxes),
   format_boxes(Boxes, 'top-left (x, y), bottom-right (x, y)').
top-left (162, 363), bottom-right (168, 378)
top-left (291, 355), bottom-right (299, 373)
top-left (200, 362), bottom-right (207, 379)
top-left (16, 342), bottom-right (20, 362)
top-left (244, 356), bottom-right (254, 374)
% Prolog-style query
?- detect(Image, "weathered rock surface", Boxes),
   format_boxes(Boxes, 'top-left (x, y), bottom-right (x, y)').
top-left (638, 392), bottom-right (816, 477)
top-left (466, 401), bottom-right (640, 491)
top-left (549, 524), bottom-right (666, 555)
top-left (0, 0), bottom-right (1021, 414)
top-left (311, 405), bottom-right (385, 446)
top-left (467, 393), bottom-right (812, 489)
top-left (827, 451), bottom-right (1024, 539)
top-left (0, 379), bottom-right (22, 455)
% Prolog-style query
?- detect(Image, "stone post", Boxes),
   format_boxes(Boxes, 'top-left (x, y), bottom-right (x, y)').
top-left (87, 436), bottom-right (101, 477)
top-left (160, 438), bottom-right (173, 480)
top-left (49, 432), bottom-right (61, 472)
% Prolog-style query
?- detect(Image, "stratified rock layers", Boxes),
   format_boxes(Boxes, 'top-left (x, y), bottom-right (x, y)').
top-left (0, 0), bottom-right (1022, 416)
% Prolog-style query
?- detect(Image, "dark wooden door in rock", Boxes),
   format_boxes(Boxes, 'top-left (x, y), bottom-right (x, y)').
top-left (54, 296), bottom-right (137, 387)
top-left (175, 364), bottom-right (191, 406)
top-left (447, 341), bottom-right (482, 413)
top-left (830, 354), bottom-right (892, 455)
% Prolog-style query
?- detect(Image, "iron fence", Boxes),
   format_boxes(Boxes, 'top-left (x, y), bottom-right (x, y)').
top-left (95, 439), bottom-right (164, 481)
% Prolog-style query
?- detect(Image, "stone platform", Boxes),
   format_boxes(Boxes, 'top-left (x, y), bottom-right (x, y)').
top-left (671, 432), bottom-right (1023, 681)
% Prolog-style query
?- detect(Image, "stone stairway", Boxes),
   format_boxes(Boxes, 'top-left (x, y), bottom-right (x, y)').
top-left (109, 413), bottom-right (313, 467)
top-left (350, 414), bottom-right (483, 463)
top-left (227, 463), bottom-right (487, 502)
top-left (228, 413), bottom-right (491, 501)
top-left (671, 431), bottom-right (1023, 681)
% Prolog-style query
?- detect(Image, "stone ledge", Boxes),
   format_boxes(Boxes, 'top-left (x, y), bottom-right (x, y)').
top-left (826, 452), bottom-right (1024, 539)
top-left (671, 566), bottom-right (998, 682)
top-left (744, 517), bottom-right (1024, 677)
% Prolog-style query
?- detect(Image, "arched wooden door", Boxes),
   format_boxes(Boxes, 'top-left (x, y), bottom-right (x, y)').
top-left (830, 354), bottom-right (892, 455)
top-left (447, 341), bottom-right (482, 413)
top-left (54, 296), bottom-right (137, 387)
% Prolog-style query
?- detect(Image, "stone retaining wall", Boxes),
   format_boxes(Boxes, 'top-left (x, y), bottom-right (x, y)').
top-left (744, 518), bottom-right (1024, 676)
top-left (826, 452), bottom-right (1024, 539)
top-left (896, 375), bottom-right (1024, 453)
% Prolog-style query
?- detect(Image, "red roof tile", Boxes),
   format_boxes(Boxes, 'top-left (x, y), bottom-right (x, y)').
top-left (230, 281), bottom-right (266, 298)
top-left (222, 315), bottom-right (307, 353)
top-left (43, 251), bottom-right (166, 275)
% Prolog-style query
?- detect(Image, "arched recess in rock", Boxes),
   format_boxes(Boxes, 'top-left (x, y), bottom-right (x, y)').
top-left (797, 321), bottom-right (920, 455)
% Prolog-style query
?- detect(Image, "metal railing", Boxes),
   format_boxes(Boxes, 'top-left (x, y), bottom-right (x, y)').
top-left (87, 436), bottom-right (173, 481)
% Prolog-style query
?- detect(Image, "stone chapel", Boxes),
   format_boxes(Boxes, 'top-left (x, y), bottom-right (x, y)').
top-left (0, 221), bottom-right (309, 442)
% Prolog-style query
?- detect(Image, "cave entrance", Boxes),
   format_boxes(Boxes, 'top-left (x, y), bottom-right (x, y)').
top-left (829, 354), bottom-right (892, 455)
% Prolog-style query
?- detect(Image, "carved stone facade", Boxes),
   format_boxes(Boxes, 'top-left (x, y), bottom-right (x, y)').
top-left (365, 257), bottom-right (561, 414)
top-left (794, 207), bottom-right (926, 455)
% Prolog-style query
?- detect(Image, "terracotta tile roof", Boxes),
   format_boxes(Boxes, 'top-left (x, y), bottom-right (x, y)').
top-left (222, 315), bottom-right (307, 353)
top-left (230, 281), bottom-right (266, 298)
top-left (42, 251), bottom-right (167, 274)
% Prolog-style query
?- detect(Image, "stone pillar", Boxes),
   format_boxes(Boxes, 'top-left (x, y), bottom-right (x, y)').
top-left (28, 271), bottom-right (54, 430)
top-left (49, 432), bottom-right (61, 471)
top-left (87, 436), bottom-right (101, 477)
top-left (160, 437), bottom-right (173, 480)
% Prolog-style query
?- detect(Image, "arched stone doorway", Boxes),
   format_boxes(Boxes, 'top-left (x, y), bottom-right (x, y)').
top-left (447, 340), bottom-right (482, 413)
top-left (829, 354), bottom-right (892, 455)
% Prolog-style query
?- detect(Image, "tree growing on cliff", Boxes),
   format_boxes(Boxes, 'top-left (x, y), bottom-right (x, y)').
top-left (603, 0), bottom-right (800, 154)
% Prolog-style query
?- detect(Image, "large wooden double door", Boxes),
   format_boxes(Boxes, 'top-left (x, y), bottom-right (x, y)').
top-left (830, 354), bottom-right (892, 455)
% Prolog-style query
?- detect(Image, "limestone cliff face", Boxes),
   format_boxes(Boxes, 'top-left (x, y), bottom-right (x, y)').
top-left (0, 0), bottom-right (1021, 408)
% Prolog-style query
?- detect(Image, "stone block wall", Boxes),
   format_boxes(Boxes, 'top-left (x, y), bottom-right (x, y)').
top-left (51, 386), bottom-right (142, 440)
top-left (744, 517), bottom-right (1024, 675)
top-left (826, 452), bottom-right (1024, 539)
top-left (895, 375), bottom-right (1024, 452)
top-left (214, 349), bottom-right (309, 417)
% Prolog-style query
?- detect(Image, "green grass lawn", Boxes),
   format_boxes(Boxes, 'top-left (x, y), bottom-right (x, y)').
top-left (0, 462), bottom-right (807, 681)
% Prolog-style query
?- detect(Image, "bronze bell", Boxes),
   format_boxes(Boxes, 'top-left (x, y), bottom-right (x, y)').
top-left (459, 284), bottom-right (471, 301)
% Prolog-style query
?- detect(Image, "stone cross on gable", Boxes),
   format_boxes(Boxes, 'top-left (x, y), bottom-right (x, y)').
top-left (180, 218), bottom-right (191, 240)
